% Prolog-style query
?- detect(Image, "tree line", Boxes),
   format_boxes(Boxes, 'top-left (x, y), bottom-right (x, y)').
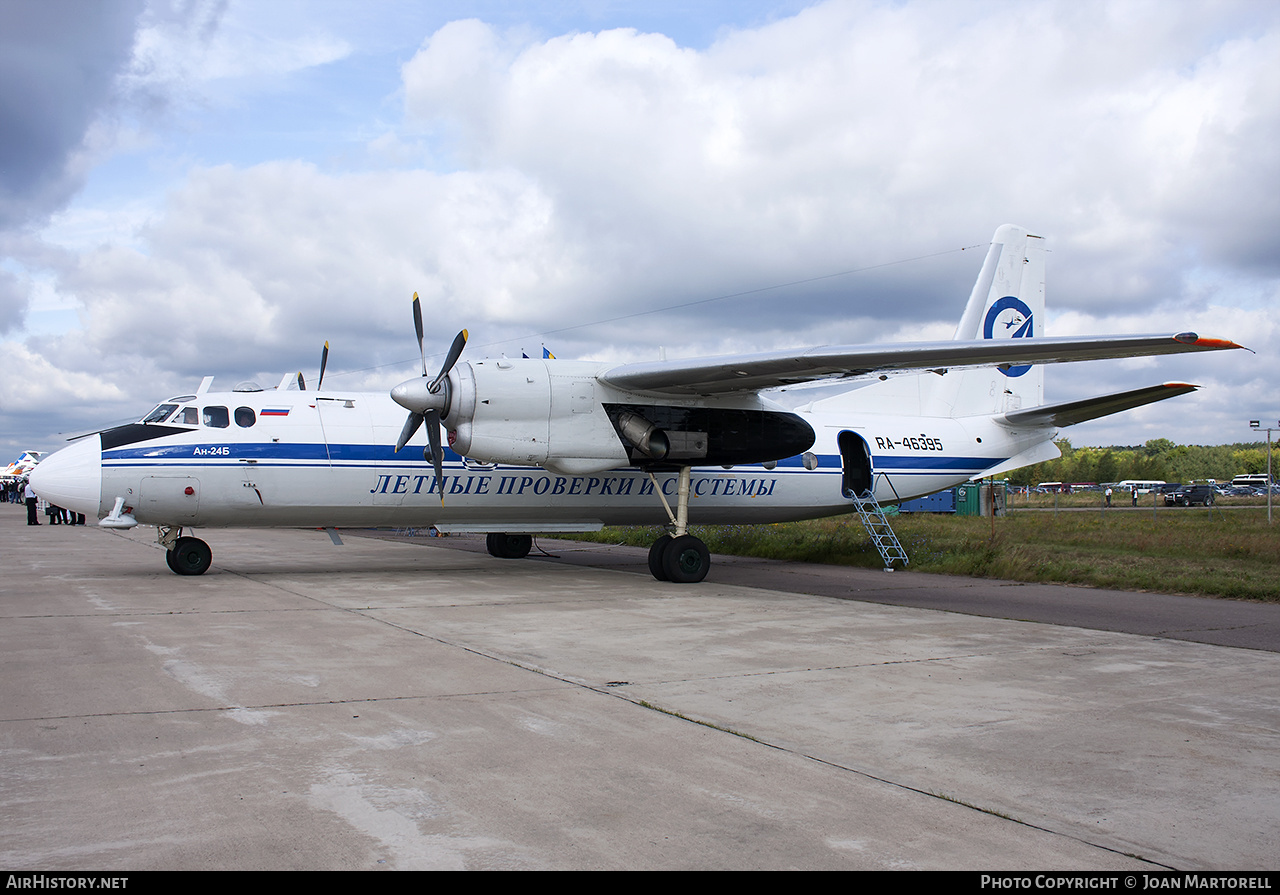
top-left (1007, 439), bottom-right (1272, 486)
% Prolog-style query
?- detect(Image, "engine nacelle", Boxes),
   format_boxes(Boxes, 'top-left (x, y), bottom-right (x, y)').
top-left (445, 359), bottom-right (629, 473)
top-left (439, 357), bottom-right (815, 473)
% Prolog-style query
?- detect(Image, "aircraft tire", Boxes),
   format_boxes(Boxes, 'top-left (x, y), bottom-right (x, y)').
top-left (648, 535), bottom-right (673, 581)
top-left (661, 534), bottom-right (710, 584)
top-left (486, 532), bottom-right (532, 559)
top-left (168, 537), bottom-right (212, 576)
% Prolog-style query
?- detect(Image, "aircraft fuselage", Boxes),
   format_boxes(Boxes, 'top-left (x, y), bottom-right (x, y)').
top-left (37, 381), bottom-right (1041, 532)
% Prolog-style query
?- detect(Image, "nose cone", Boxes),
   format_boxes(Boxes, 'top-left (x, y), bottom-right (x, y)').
top-left (29, 435), bottom-right (103, 517)
top-left (391, 377), bottom-right (439, 415)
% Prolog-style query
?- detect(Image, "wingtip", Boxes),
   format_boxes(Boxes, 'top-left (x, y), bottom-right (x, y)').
top-left (1174, 332), bottom-right (1248, 351)
top-left (1194, 337), bottom-right (1246, 351)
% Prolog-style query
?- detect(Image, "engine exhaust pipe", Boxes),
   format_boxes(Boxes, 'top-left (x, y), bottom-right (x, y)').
top-left (617, 412), bottom-right (670, 460)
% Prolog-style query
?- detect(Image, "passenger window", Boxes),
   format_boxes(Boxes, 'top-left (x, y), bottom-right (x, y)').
top-left (234, 407), bottom-right (256, 428)
top-left (203, 406), bottom-right (230, 428)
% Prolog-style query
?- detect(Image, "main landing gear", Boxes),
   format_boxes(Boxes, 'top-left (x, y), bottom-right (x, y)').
top-left (645, 466), bottom-right (711, 584)
top-left (648, 533), bottom-right (711, 583)
top-left (159, 526), bottom-right (213, 576)
top-left (486, 532), bottom-right (532, 559)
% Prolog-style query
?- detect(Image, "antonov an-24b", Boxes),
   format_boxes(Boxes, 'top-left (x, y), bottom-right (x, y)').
top-left (31, 226), bottom-right (1244, 582)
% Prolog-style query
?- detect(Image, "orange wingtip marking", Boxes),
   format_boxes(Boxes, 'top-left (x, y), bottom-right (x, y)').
top-left (1193, 337), bottom-right (1242, 349)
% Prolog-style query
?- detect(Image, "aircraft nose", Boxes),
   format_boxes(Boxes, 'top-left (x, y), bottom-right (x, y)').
top-left (29, 435), bottom-right (103, 518)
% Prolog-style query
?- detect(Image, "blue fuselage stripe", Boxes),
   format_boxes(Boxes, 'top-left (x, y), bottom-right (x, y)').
top-left (103, 443), bottom-right (1000, 477)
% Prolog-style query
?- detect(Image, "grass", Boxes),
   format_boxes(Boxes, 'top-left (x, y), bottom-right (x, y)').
top-left (551, 506), bottom-right (1280, 602)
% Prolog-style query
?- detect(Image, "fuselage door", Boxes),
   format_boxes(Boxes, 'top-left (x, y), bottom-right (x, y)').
top-left (837, 430), bottom-right (872, 498)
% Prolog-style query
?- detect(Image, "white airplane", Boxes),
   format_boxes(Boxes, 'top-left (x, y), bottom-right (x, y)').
top-left (31, 225), bottom-right (1244, 582)
top-left (3, 450), bottom-right (44, 478)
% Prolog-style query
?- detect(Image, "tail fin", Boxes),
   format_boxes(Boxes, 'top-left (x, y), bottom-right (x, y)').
top-left (925, 224), bottom-right (1046, 417)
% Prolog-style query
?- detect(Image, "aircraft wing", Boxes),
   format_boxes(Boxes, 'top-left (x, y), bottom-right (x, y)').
top-left (598, 333), bottom-right (1243, 396)
top-left (1001, 382), bottom-right (1199, 428)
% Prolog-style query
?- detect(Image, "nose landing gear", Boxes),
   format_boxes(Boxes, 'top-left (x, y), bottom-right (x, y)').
top-left (159, 526), bottom-right (213, 575)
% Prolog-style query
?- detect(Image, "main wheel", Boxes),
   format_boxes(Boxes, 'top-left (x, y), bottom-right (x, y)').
top-left (168, 537), bottom-right (212, 576)
top-left (486, 533), bottom-right (532, 559)
top-left (661, 534), bottom-right (710, 584)
top-left (648, 535), bottom-right (673, 581)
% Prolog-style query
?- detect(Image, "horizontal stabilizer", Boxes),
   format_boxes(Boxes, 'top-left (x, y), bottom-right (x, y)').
top-left (1001, 382), bottom-right (1199, 428)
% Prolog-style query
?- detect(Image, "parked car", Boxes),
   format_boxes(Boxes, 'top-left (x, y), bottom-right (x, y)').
top-left (1165, 484), bottom-right (1216, 507)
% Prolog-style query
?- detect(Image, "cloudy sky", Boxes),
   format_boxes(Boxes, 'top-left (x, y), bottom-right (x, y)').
top-left (2, 0), bottom-right (1276, 459)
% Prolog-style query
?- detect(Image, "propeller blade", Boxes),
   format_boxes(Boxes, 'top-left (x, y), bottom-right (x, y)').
top-left (395, 293), bottom-right (467, 499)
top-left (412, 292), bottom-right (426, 376)
top-left (296, 372), bottom-right (305, 391)
top-left (429, 329), bottom-right (468, 393)
top-left (394, 411), bottom-right (424, 454)
top-left (317, 341), bottom-right (329, 391)
top-left (425, 409), bottom-right (444, 500)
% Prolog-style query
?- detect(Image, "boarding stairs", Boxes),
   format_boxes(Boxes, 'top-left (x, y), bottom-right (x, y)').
top-left (849, 475), bottom-right (909, 571)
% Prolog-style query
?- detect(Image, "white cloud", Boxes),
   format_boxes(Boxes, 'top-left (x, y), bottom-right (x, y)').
top-left (0, 340), bottom-right (128, 415)
top-left (394, 4), bottom-right (1280, 316)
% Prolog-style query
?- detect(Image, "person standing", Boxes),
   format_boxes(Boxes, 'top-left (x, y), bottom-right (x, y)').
top-left (24, 478), bottom-right (39, 525)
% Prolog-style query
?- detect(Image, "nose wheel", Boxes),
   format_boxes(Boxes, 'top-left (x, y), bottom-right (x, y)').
top-left (166, 536), bottom-right (212, 576)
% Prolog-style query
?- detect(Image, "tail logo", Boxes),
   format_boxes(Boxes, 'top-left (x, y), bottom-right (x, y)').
top-left (983, 295), bottom-right (1034, 378)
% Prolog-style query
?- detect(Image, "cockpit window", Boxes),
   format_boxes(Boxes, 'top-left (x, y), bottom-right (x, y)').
top-left (178, 406), bottom-right (199, 425)
top-left (142, 403), bottom-right (178, 424)
top-left (234, 407), bottom-right (256, 428)
top-left (202, 406), bottom-right (230, 428)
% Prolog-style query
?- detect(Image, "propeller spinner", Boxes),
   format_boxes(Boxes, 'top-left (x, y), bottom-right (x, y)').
top-left (392, 293), bottom-right (468, 500)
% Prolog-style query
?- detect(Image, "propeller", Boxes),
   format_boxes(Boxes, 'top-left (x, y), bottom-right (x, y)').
top-left (392, 293), bottom-right (468, 500)
top-left (317, 341), bottom-right (329, 391)
top-left (296, 372), bottom-right (305, 391)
